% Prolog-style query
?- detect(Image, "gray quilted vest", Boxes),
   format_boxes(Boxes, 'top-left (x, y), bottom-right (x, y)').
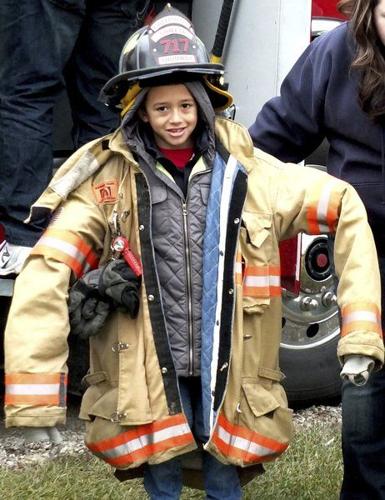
top-left (141, 158), bottom-right (211, 376)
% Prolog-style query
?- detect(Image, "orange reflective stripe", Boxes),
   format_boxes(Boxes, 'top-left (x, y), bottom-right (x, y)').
top-left (341, 302), bottom-right (382, 337)
top-left (88, 413), bottom-right (187, 452)
top-left (218, 414), bottom-right (286, 452)
top-left (5, 394), bottom-right (63, 406)
top-left (103, 433), bottom-right (193, 468)
top-left (32, 228), bottom-right (99, 278)
top-left (212, 433), bottom-right (278, 464)
top-left (5, 373), bottom-right (67, 407)
top-left (212, 413), bottom-right (288, 464)
top-left (5, 373), bottom-right (66, 384)
top-left (243, 265), bottom-right (281, 298)
top-left (87, 413), bottom-right (194, 467)
top-left (342, 320), bottom-right (382, 336)
top-left (326, 190), bottom-right (340, 233)
top-left (307, 204), bottom-right (319, 235)
top-left (306, 180), bottom-right (340, 235)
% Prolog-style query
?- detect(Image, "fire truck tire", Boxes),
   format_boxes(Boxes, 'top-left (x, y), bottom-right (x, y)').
top-left (279, 338), bottom-right (342, 404)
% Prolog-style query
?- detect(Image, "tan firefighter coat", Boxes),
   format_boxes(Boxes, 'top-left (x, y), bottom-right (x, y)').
top-left (4, 117), bottom-right (384, 471)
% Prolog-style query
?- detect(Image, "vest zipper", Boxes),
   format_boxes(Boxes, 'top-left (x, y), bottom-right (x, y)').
top-left (182, 200), bottom-right (194, 376)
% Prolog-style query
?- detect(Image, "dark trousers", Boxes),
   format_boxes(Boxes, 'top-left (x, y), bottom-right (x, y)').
top-left (340, 257), bottom-right (385, 499)
top-left (0, 0), bottom-right (146, 245)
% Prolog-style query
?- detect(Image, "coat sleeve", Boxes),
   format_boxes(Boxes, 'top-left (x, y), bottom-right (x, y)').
top-left (248, 37), bottom-right (330, 163)
top-left (269, 159), bottom-right (384, 366)
top-left (4, 179), bottom-right (107, 428)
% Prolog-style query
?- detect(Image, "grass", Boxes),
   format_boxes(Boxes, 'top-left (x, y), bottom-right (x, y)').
top-left (0, 423), bottom-right (342, 500)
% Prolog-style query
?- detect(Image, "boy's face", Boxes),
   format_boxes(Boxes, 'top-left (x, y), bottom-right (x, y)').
top-left (139, 84), bottom-right (198, 149)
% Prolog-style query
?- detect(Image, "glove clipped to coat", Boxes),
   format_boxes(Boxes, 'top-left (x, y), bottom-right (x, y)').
top-left (98, 260), bottom-right (141, 318)
top-left (68, 268), bottom-right (112, 339)
top-left (68, 260), bottom-right (141, 339)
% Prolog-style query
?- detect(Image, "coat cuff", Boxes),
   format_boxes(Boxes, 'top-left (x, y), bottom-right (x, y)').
top-left (5, 406), bottom-right (66, 428)
top-left (337, 331), bottom-right (384, 370)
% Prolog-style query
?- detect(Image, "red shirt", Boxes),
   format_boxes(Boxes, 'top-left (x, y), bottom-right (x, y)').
top-left (159, 147), bottom-right (194, 170)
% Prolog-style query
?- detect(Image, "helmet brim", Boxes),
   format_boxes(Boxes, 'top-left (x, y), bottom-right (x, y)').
top-left (100, 63), bottom-right (225, 104)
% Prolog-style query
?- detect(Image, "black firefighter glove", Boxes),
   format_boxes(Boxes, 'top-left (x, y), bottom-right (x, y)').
top-left (98, 259), bottom-right (142, 319)
top-left (68, 268), bottom-right (113, 339)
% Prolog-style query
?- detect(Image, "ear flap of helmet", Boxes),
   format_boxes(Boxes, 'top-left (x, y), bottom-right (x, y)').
top-left (204, 76), bottom-right (233, 111)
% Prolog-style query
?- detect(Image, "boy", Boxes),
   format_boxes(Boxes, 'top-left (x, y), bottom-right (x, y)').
top-left (4, 5), bottom-right (384, 499)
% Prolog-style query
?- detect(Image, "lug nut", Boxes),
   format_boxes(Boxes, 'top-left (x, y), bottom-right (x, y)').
top-left (300, 296), bottom-right (318, 311)
top-left (322, 291), bottom-right (337, 307)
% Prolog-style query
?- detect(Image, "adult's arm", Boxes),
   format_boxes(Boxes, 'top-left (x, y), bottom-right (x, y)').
top-left (248, 35), bottom-right (331, 163)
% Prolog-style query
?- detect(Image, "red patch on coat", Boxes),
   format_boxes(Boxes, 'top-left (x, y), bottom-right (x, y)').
top-left (93, 180), bottom-right (118, 204)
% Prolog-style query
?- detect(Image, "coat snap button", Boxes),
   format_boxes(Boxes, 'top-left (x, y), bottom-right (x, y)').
top-left (148, 294), bottom-right (155, 301)
top-left (111, 342), bottom-right (130, 352)
top-left (161, 367), bottom-right (168, 374)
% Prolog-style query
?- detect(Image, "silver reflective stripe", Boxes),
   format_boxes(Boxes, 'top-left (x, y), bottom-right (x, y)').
top-left (317, 182), bottom-right (334, 221)
top-left (269, 275), bottom-right (281, 286)
top-left (100, 422), bottom-right (191, 460)
top-left (317, 180), bottom-right (338, 232)
top-left (38, 236), bottom-right (92, 271)
top-left (217, 425), bottom-right (273, 457)
top-left (244, 276), bottom-right (270, 287)
top-left (344, 311), bottom-right (378, 324)
top-left (6, 383), bottom-right (60, 395)
top-left (52, 151), bottom-right (100, 199)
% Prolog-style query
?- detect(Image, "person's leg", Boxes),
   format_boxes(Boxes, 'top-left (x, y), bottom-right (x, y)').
top-left (66, 0), bottom-right (151, 147)
top-left (192, 378), bottom-right (242, 500)
top-left (340, 368), bottom-right (385, 500)
top-left (0, 0), bottom-right (85, 249)
top-left (340, 258), bottom-right (385, 500)
top-left (143, 377), bottom-right (192, 500)
top-left (143, 458), bottom-right (183, 500)
top-left (202, 453), bottom-right (242, 500)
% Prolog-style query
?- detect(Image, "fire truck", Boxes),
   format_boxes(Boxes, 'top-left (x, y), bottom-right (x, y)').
top-left (0, 0), bottom-right (346, 403)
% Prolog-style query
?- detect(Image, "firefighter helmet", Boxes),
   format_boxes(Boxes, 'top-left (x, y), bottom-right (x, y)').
top-left (100, 4), bottom-right (233, 112)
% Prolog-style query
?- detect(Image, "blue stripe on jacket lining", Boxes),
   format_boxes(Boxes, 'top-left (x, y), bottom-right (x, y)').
top-left (200, 153), bottom-right (243, 436)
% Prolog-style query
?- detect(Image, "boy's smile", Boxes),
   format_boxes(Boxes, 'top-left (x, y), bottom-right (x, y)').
top-left (140, 84), bottom-right (198, 149)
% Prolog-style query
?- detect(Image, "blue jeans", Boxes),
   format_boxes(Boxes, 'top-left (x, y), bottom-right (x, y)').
top-left (0, 0), bottom-right (147, 245)
top-left (340, 257), bottom-right (385, 499)
top-left (144, 377), bottom-right (242, 500)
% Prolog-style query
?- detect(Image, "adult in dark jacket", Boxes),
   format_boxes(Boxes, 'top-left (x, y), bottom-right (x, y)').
top-left (0, 0), bottom-right (151, 276)
top-left (249, 0), bottom-right (385, 498)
